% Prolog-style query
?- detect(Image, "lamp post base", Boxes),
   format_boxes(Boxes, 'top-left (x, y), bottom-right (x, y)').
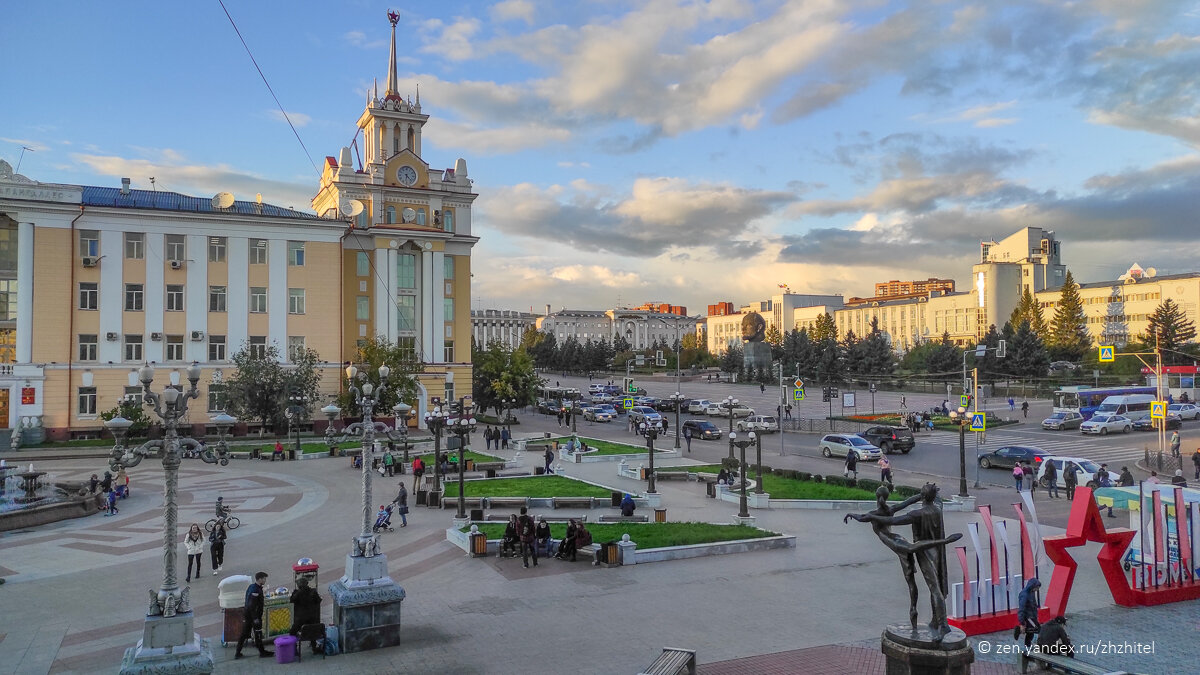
top-left (119, 617), bottom-right (213, 675)
top-left (732, 514), bottom-right (756, 527)
top-left (328, 553), bottom-right (406, 654)
top-left (452, 515), bottom-right (471, 528)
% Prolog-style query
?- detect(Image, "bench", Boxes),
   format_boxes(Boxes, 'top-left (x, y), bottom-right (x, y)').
top-left (640, 648), bottom-right (696, 675)
top-left (1019, 650), bottom-right (1120, 675)
top-left (442, 497), bottom-right (484, 509)
top-left (486, 497), bottom-right (529, 510)
top-left (496, 469), bottom-right (532, 478)
top-left (655, 471), bottom-right (689, 481)
top-left (599, 514), bottom-right (649, 523)
top-left (474, 462), bottom-right (507, 472)
top-left (695, 473), bottom-right (719, 484)
top-left (552, 497), bottom-right (594, 509)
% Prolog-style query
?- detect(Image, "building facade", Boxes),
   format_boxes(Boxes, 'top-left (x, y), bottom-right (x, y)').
top-left (872, 277), bottom-right (955, 298)
top-left (535, 307), bottom-right (696, 350)
top-left (703, 293), bottom-right (843, 353)
top-left (472, 309), bottom-right (540, 350)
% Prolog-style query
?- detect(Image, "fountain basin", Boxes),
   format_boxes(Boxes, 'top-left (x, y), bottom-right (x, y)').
top-left (0, 481), bottom-right (104, 532)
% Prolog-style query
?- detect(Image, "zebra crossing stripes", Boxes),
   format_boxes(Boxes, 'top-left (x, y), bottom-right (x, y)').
top-left (915, 431), bottom-right (1150, 465)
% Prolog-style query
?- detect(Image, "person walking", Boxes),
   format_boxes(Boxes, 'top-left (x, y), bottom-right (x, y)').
top-left (234, 572), bottom-right (273, 659)
top-left (878, 455), bottom-right (893, 488)
top-left (556, 408), bottom-right (564, 427)
top-left (89, 473), bottom-right (99, 494)
top-left (383, 448), bottom-right (395, 477)
top-left (1096, 464), bottom-right (1115, 517)
top-left (500, 426), bottom-right (510, 450)
top-left (1170, 431), bottom-right (1181, 458)
top-left (1192, 448), bottom-right (1200, 480)
top-left (1044, 460), bottom-right (1059, 499)
top-left (209, 522), bottom-right (227, 575)
top-left (1015, 578), bottom-right (1042, 648)
top-left (518, 507), bottom-right (538, 568)
top-left (393, 483), bottom-right (409, 527)
top-left (1013, 464), bottom-right (1024, 492)
top-left (105, 489), bottom-right (119, 515)
top-left (784, 404), bottom-right (792, 420)
top-left (684, 427), bottom-right (692, 453)
top-left (484, 426), bottom-right (493, 451)
top-left (544, 446), bottom-right (554, 474)
top-left (1118, 466), bottom-right (1135, 486)
top-left (1008, 397), bottom-right (1015, 412)
top-left (760, 382), bottom-right (766, 394)
top-left (844, 450), bottom-right (858, 480)
top-left (411, 456), bottom-right (425, 491)
top-left (661, 417), bottom-right (668, 435)
top-left (1021, 401), bottom-right (1029, 419)
top-left (185, 524), bottom-right (205, 582)
top-left (1023, 462), bottom-right (1036, 495)
top-left (1063, 463), bottom-right (1077, 501)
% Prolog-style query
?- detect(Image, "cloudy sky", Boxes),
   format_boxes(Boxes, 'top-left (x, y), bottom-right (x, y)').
top-left (5, 1), bottom-right (1200, 314)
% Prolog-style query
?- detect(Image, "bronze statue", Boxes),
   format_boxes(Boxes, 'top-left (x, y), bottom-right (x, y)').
top-left (740, 312), bottom-right (766, 342)
top-left (844, 483), bottom-right (961, 643)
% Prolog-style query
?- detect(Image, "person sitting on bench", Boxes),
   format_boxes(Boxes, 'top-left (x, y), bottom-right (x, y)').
top-left (555, 519), bottom-right (580, 560)
top-left (620, 493), bottom-right (637, 517)
top-left (273, 441), bottom-right (285, 461)
top-left (501, 514), bottom-right (520, 557)
top-left (535, 516), bottom-right (554, 557)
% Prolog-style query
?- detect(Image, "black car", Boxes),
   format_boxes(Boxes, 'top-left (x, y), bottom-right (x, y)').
top-left (681, 419), bottom-right (722, 440)
top-left (857, 426), bottom-right (915, 454)
top-left (978, 445), bottom-right (1051, 470)
top-left (1132, 414), bottom-right (1182, 431)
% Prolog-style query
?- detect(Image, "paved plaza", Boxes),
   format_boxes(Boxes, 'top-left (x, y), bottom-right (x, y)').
top-left (0, 382), bottom-right (1194, 674)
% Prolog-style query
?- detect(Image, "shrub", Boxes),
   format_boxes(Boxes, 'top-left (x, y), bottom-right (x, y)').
top-left (797, 471), bottom-right (813, 482)
top-left (857, 478), bottom-right (882, 493)
top-left (895, 485), bottom-right (920, 498)
top-left (721, 457), bottom-right (740, 470)
top-left (824, 475), bottom-right (846, 487)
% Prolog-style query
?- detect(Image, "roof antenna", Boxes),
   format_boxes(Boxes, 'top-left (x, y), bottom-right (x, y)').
top-left (15, 146), bottom-right (34, 173)
top-left (149, 177), bottom-right (156, 191)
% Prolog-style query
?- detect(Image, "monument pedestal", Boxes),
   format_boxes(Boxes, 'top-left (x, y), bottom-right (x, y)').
top-left (880, 624), bottom-right (973, 675)
top-left (119, 613), bottom-right (213, 674)
top-left (328, 553), bottom-right (406, 653)
top-left (743, 342), bottom-right (772, 373)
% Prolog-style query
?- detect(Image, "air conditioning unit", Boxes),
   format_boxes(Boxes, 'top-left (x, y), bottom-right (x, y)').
top-left (169, 260), bottom-right (184, 270)
top-left (190, 330), bottom-right (205, 341)
top-left (106, 332), bottom-right (119, 342)
top-left (150, 332), bottom-right (163, 341)
top-left (82, 256), bottom-right (99, 267)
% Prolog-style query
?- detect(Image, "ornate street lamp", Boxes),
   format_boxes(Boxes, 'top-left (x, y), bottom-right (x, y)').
top-left (424, 399), bottom-right (449, 505)
top-left (667, 392), bottom-right (686, 449)
top-left (948, 405), bottom-right (969, 497)
top-left (723, 395), bottom-right (738, 458)
top-left (639, 420), bottom-right (662, 494)
top-left (446, 397), bottom-right (478, 520)
top-left (287, 392), bottom-right (310, 457)
top-left (107, 362), bottom-right (233, 673)
top-left (393, 401), bottom-right (413, 464)
top-left (729, 431), bottom-right (757, 519)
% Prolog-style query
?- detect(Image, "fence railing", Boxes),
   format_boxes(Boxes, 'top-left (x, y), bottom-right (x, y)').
top-left (781, 416), bottom-right (876, 435)
top-left (1142, 449), bottom-right (1183, 473)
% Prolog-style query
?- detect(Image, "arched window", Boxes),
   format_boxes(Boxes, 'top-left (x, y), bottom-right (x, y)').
top-left (416, 208), bottom-right (426, 226)
top-left (443, 210), bottom-right (454, 233)
top-left (386, 206), bottom-right (396, 224)
top-left (407, 127), bottom-right (415, 151)
top-left (356, 210), bottom-right (368, 229)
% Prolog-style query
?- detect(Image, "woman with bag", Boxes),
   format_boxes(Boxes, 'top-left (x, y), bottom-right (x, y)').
top-left (185, 523), bottom-right (205, 582)
top-left (393, 483), bottom-right (409, 527)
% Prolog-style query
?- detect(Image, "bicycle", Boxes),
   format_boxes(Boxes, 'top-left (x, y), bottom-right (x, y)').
top-left (205, 514), bottom-right (241, 532)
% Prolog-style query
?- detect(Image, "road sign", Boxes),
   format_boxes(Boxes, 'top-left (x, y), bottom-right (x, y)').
top-left (970, 412), bottom-right (986, 432)
top-left (829, 387), bottom-right (840, 398)
top-left (960, 394), bottom-right (970, 408)
top-left (622, 397), bottom-right (634, 410)
top-left (1099, 345), bottom-right (1115, 363)
top-left (793, 388), bottom-right (805, 401)
top-left (842, 392), bottom-right (856, 408)
top-left (1150, 401), bottom-right (1166, 420)
top-left (794, 378), bottom-right (805, 389)
top-left (869, 383), bottom-right (877, 393)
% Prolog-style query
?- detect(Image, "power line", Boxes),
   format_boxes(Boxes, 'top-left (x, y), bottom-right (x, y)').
top-left (217, 0), bottom-right (320, 176)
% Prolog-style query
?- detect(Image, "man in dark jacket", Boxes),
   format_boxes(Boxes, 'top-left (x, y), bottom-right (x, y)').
top-left (544, 446), bottom-right (554, 474)
top-left (1063, 463), bottom-right (1078, 501)
top-left (1043, 461), bottom-right (1059, 499)
top-left (235, 572), bottom-right (272, 658)
top-left (620, 493), bottom-right (637, 517)
top-left (289, 577), bottom-right (323, 654)
top-left (1035, 615), bottom-right (1072, 657)
top-left (1015, 578), bottom-right (1041, 648)
top-left (518, 507), bottom-right (537, 568)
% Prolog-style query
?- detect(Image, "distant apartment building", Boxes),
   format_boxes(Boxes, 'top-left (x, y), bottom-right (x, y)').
top-left (873, 278), bottom-right (955, 298)
top-left (633, 301), bottom-right (687, 316)
top-left (471, 309), bottom-right (541, 350)
top-left (536, 307), bottom-right (695, 350)
top-left (707, 302), bottom-right (735, 316)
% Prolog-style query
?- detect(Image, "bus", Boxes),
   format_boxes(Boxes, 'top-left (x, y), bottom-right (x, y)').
top-left (1052, 385), bottom-right (1156, 420)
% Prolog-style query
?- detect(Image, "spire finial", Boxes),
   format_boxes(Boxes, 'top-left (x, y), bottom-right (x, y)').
top-left (415, 83), bottom-right (420, 106)
top-left (385, 10), bottom-right (400, 99)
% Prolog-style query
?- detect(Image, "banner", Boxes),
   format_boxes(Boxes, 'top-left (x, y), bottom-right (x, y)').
top-left (956, 546), bottom-right (971, 602)
top-left (967, 522), bottom-right (984, 578)
top-left (978, 505), bottom-right (1001, 585)
top-left (1019, 489), bottom-right (1044, 569)
top-left (1014, 503), bottom-right (1036, 581)
top-left (1153, 490), bottom-right (1165, 579)
top-left (1174, 488), bottom-right (1190, 579)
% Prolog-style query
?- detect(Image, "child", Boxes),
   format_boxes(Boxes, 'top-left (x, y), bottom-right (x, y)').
top-left (105, 489), bottom-right (119, 516)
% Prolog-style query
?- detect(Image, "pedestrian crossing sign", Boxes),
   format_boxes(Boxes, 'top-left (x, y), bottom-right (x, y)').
top-left (793, 388), bottom-right (805, 401)
top-left (960, 394), bottom-right (970, 408)
top-left (970, 413), bottom-right (986, 432)
top-left (623, 397), bottom-right (634, 410)
top-left (1150, 401), bottom-right (1166, 420)
top-left (1099, 345), bottom-right (1115, 362)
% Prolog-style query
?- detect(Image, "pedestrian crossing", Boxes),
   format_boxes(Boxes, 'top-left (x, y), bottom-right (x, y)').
top-left (914, 429), bottom-right (1153, 466)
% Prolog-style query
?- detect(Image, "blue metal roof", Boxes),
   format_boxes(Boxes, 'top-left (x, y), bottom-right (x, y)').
top-left (81, 187), bottom-right (320, 220)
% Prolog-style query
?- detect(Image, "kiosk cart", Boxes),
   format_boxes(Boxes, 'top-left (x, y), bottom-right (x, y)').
top-left (293, 557), bottom-right (319, 586)
top-left (218, 575), bottom-right (253, 647)
top-left (264, 586), bottom-right (294, 638)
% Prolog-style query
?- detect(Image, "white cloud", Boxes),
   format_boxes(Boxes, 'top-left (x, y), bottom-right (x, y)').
top-left (1, 137), bottom-right (50, 152)
top-left (419, 17), bottom-right (481, 61)
top-left (423, 118), bottom-right (571, 154)
top-left (268, 110), bottom-right (312, 127)
top-left (490, 0), bottom-right (535, 24)
top-left (344, 30), bottom-right (387, 49)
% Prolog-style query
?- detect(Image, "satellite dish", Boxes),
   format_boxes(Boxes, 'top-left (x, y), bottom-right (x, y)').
top-left (211, 192), bottom-right (235, 209)
top-left (340, 199), bottom-right (364, 217)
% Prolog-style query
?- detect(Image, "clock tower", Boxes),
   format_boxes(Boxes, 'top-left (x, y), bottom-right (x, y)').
top-left (312, 10), bottom-right (478, 414)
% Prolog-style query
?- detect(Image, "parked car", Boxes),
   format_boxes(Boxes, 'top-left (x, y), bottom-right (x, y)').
top-left (589, 393), bottom-right (614, 404)
top-left (705, 403), bottom-right (754, 418)
top-left (688, 399), bottom-right (714, 414)
top-left (1080, 414), bottom-right (1133, 435)
top-left (737, 415), bottom-right (778, 433)
top-left (1132, 414), bottom-right (1182, 431)
top-left (536, 399), bottom-right (559, 415)
top-left (1048, 361), bottom-right (1079, 372)
top-left (1168, 403), bottom-right (1199, 420)
top-left (593, 403), bottom-right (619, 418)
top-left (681, 419), bottom-right (722, 440)
top-left (587, 384), bottom-right (606, 395)
top-left (627, 406), bottom-right (663, 425)
top-left (582, 407), bottom-right (613, 422)
top-left (977, 445), bottom-right (1051, 470)
top-left (1035, 457), bottom-right (1121, 488)
top-left (856, 426), bottom-right (914, 454)
top-left (1041, 411), bottom-right (1085, 431)
top-left (819, 434), bottom-right (883, 461)
top-left (634, 396), bottom-right (658, 407)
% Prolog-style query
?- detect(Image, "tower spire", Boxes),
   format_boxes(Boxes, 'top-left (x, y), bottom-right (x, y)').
top-left (385, 10), bottom-right (400, 99)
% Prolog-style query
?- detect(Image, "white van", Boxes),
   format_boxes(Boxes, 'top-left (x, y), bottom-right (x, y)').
top-left (1095, 394), bottom-right (1155, 416)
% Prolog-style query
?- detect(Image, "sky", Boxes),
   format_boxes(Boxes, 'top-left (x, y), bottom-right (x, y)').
top-left (4, 0), bottom-right (1200, 316)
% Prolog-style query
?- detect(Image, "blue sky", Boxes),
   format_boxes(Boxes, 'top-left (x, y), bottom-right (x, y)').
top-left (4, 1), bottom-right (1200, 314)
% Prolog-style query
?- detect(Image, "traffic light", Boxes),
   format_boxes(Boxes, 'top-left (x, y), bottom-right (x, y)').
top-left (623, 377), bottom-right (636, 394)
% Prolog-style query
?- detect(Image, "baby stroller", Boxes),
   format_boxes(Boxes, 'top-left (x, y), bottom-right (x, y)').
top-left (372, 504), bottom-right (395, 533)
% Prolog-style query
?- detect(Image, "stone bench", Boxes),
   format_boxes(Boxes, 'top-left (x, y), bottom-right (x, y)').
top-left (552, 497), bottom-right (595, 510)
top-left (442, 497), bottom-right (484, 509)
top-left (655, 471), bottom-right (689, 481)
top-left (496, 469), bottom-right (532, 478)
top-left (695, 473), bottom-right (719, 484)
top-left (473, 461), bottom-right (507, 472)
top-left (598, 514), bottom-right (649, 523)
top-left (483, 514), bottom-right (588, 523)
top-left (486, 497), bottom-right (529, 510)
top-left (640, 647), bottom-right (696, 675)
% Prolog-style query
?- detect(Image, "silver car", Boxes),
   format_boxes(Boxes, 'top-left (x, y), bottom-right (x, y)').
top-left (582, 407), bottom-right (613, 422)
top-left (1080, 414), bottom-right (1132, 435)
top-left (1168, 403), bottom-right (1199, 420)
top-left (819, 434), bottom-right (883, 461)
top-left (1041, 411), bottom-right (1084, 431)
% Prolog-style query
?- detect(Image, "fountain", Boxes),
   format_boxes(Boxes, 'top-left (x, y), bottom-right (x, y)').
top-left (14, 464), bottom-right (48, 504)
top-left (0, 460), bottom-right (104, 531)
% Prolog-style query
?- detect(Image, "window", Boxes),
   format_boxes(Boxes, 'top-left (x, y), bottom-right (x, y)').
top-left (153, 286), bottom-right (181, 314)
top-left (166, 335), bottom-right (185, 361)
top-left (443, 210), bottom-right (454, 233)
top-left (124, 334), bottom-right (143, 361)
top-left (78, 387), bottom-right (97, 416)
top-left (444, 297), bottom-right (454, 319)
top-left (249, 287), bottom-right (267, 313)
top-left (397, 254), bottom-right (416, 288)
top-left (444, 339), bottom-right (454, 362)
top-left (79, 230), bottom-right (99, 257)
top-left (208, 237), bottom-right (226, 262)
top-left (357, 252), bottom-right (370, 276)
top-left (209, 286), bottom-right (227, 312)
top-left (397, 295), bottom-right (416, 331)
top-left (444, 256), bottom-right (455, 280)
top-left (288, 288), bottom-right (305, 314)
top-left (356, 296), bottom-right (370, 320)
top-left (287, 336), bottom-right (305, 361)
top-left (208, 335), bottom-right (226, 361)
top-left (208, 384), bottom-right (226, 413)
top-left (416, 208), bottom-right (426, 226)
top-left (166, 234), bottom-right (186, 261)
top-left (397, 336), bottom-right (416, 356)
top-left (287, 241), bottom-right (304, 266)
top-left (79, 282), bottom-right (98, 310)
top-left (386, 206), bottom-right (396, 224)
top-left (124, 284), bottom-right (144, 311)
top-left (248, 336), bottom-right (267, 359)
top-left (123, 385), bottom-right (144, 406)
top-left (78, 334), bottom-right (98, 361)
top-left (356, 210), bottom-right (368, 229)
top-left (444, 382), bottom-right (454, 403)
top-left (249, 238), bottom-right (268, 264)
top-left (125, 233), bottom-right (144, 259)
top-left (0, 280), bottom-right (14, 321)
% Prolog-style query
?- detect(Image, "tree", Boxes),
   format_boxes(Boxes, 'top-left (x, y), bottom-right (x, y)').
top-left (223, 343), bottom-right (288, 434)
top-left (99, 396), bottom-right (152, 439)
top-left (1009, 320), bottom-right (1051, 379)
top-left (287, 346), bottom-right (324, 421)
top-left (925, 332), bottom-right (963, 380)
top-left (1048, 270), bottom-right (1091, 361)
top-left (473, 341), bottom-right (542, 415)
top-left (527, 331), bottom-right (558, 369)
top-left (974, 324), bottom-right (1002, 384)
top-left (782, 328), bottom-right (815, 380)
top-left (1009, 287), bottom-right (1048, 339)
top-left (765, 324), bottom-right (783, 361)
top-left (856, 317), bottom-right (895, 376)
top-left (719, 344), bottom-right (743, 374)
top-left (335, 336), bottom-right (421, 418)
top-left (812, 313), bottom-right (838, 343)
top-left (840, 330), bottom-right (862, 375)
top-left (1140, 298), bottom-right (1197, 355)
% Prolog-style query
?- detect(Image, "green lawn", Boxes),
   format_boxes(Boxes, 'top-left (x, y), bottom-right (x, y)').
top-left (443, 475), bottom-right (614, 498)
top-left (674, 465), bottom-right (897, 501)
top-left (546, 436), bottom-right (667, 456)
top-left (462, 522), bottom-right (778, 549)
top-left (410, 449), bottom-right (501, 464)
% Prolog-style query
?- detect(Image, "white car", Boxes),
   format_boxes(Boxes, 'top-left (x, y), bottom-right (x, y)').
top-left (627, 406), bottom-right (663, 425)
top-left (704, 403), bottom-right (754, 418)
top-left (818, 434), bottom-right (883, 461)
top-left (1035, 457), bottom-right (1121, 488)
top-left (688, 399), bottom-right (713, 414)
top-left (1168, 403), bottom-right (1199, 420)
top-left (589, 393), bottom-right (613, 404)
top-left (582, 407), bottom-right (613, 422)
top-left (1080, 414), bottom-right (1132, 435)
top-left (737, 415), bottom-right (778, 433)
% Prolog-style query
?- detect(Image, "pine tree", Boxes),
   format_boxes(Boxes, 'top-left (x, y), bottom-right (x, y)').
top-left (1009, 287), bottom-right (1048, 338)
top-left (857, 317), bottom-right (895, 376)
top-left (1140, 298), bottom-right (1197, 353)
top-left (1048, 270), bottom-right (1091, 361)
top-left (1010, 320), bottom-right (1051, 379)
top-left (926, 332), bottom-right (963, 380)
top-left (840, 330), bottom-right (862, 375)
top-left (812, 313), bottom-right (838, 343)
top-left (783, 329), bottom-right (815, 380)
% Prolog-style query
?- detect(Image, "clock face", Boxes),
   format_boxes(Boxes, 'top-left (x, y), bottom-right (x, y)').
top-left (397, 166), bottom-right (417, 187)
top-left (402, 208), bottom-right (417, 223)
